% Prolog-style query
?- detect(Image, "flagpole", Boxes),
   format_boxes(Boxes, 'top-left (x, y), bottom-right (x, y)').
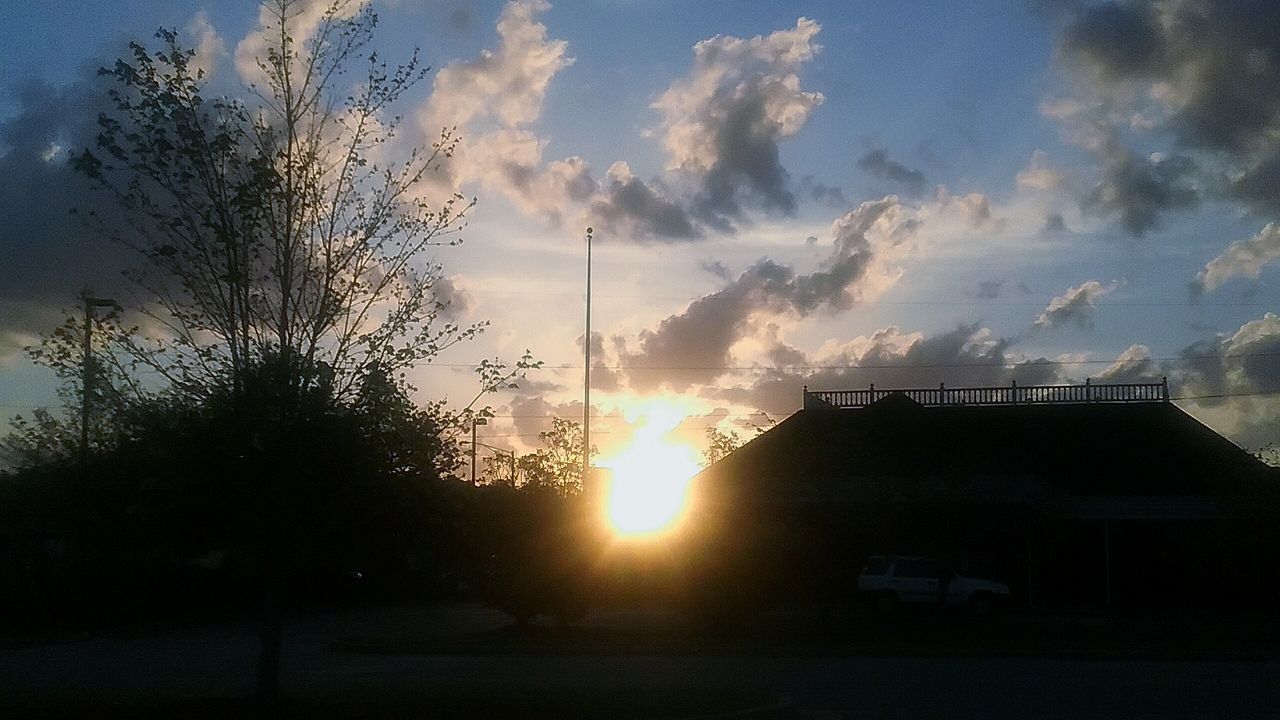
top-left (582, 227), bottom-right (593, 494)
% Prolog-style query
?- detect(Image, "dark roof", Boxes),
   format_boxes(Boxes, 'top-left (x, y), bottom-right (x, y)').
top-left (699, 392), bottom-right (1275, 503)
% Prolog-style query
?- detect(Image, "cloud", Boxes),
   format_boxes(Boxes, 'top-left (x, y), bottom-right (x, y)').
top-left (1034, 279), bottom-right (1120, 330)
top-left (234, 0), bottom-right (370, 86)
top-left (0, 74), bottom-right (136, 358)
top-left (653, 18), bottom-right (824, 231)
top-left (974, 280), bottom-right (1005, 300)
top-left (618, 196), bottom-right (906, 390)
top-left (857, 148), bottom-right (927, 198)
top-left (711, 323), bottom-right (1061, 414)
top-left (699, 259), bottom-right (731, 280)
top-left (589, 162), bottom-right (699, 241)
top-left (1193, 223), bottom-right (1280, 294)
top-left (575, 331), bottom-right (619, 392)
top-left (799, 176), bottom-right (847, 207)
top-left (1171, 312), bottom-right (1280, 448)
top-left (186, 11), bottom-right (227, 80)
top-left (1177, 312), bottom-right (1280, 397)
top-left (423, 0), bottom-right (571, 132)
top-left (1085, 150), bottom-right (1199, 236)
top-left (448, 4), bottom-right (475, 33)
top-left (431, 275), bottom-right (472, 319)
top-left (1095, 343), bottom-right (1159, 383)
top-left (1016, 149), bottom-right (1065, 192)
top-left (419, 9), bottom-right (832, 242)
top-left (419, 2), bottom-right (702, 242)
top-left (417, 0), bottom-right (578, 210)
top-left (1042, 212), bottom-right (1069, 235)
top-left (1052, 0), bottom-right (1280, 226)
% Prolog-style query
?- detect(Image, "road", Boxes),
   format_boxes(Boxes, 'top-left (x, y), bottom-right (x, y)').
top-left (2, 611), bottom-right (1279, 718)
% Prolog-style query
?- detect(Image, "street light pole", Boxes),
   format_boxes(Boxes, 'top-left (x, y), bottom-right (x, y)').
top-left (80, 294), bottom-right (116, 468)
top-left (582, 227), bottom-right (593, 494)
top-left (470, 416), bottom-right (487, 486)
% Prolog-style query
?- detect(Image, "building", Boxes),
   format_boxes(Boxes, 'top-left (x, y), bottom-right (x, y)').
top-left (687, 381), bottom-right (1280, 609)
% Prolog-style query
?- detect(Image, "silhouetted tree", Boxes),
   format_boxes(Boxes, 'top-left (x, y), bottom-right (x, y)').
top-left (1256, 442), bottom-right (1280, 468)
top-left (73, 2), bottom-right (482, 401)
top-left (1, 298), bottom-right (136, 468)
top-left (49, 0), bottom-right (535, 704)
top-left (480, 450), bottom-right (518, 487)
top-left (702, 426), bottom-right (741, 467)
top-left (517, 418), bottom-right (595, 495)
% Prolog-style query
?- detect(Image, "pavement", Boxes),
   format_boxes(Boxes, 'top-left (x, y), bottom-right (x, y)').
top-left (3, 605), bottom-right (1280, 718)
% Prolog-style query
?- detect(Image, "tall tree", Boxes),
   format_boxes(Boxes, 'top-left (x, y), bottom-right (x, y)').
top-left (74, 0), bottom-right (481, 400)
top-left (61, 0), bottom-right (532, 704)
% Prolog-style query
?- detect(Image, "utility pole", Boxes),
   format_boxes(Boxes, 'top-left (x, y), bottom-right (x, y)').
top-left (80, 294), bottom-right (116, 468)
top-left (582, 227), bottom-right (593, 494)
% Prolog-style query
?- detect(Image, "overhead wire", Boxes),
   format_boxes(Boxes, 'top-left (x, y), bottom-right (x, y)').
top-left (415, 350), bottom-right (1280, 371)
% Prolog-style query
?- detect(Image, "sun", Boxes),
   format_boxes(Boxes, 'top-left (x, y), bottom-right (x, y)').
top-left (599, 400), bottom-right (702, 539)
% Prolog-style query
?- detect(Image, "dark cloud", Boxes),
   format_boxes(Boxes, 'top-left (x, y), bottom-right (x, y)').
top-left (653, 18), bottom-right (823, 233)
top-left (1230, 148), bottom-right (1280, 218)
top-left (590, 171), bottom-right (699, 241)
top-left (1085, 151), bottom-right (1199, 236)
top-left (0, 74), bottom-right (134, 356)
top-left (431, 276), bottom-right (471, 319)
top-left (1060, 1), bottom-right (1166, 80)
top-left (1165, 313), bottom-right (1280, 448)
top-left (505, 395), bottom-right (575, 447)
top-left (1042, 212), bottom-right (1069, 235)
top-left (856, 148), bottom-right (928, 198)
top-left (448, 5), bottom-right (474, 32)
top-left (914, 139), bottom-right (951, 173)
top-left (699, 259), bottom-right (731, 280)
top-left (974, 280), bottom-right (1004, 300)
top-left (1056, 0), bottom-right (1280, 224)
top-left (620, 197), bottom-right (901, 391)
top-left (575, 331), bottom-right (619, 392)
top-left (1175, 314), bottom-right (1280, 401)
top-left (799, 175), bottom-right (847, 208)
top-left (690, 88), bottom-right (799, 231)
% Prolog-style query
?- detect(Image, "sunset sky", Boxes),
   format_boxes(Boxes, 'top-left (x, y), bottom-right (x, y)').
top-left (2, 0), bottom-right (1278, 459)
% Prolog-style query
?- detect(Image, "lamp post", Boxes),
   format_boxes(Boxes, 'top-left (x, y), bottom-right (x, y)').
top-left (80, 294), bottom-right (116, 468)
top-left (582, 227), bottom-right (592, 493)
top-left (470, 416), bottom-right (488, 486)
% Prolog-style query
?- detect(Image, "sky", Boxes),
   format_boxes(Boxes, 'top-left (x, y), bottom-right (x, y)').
top-left (1, 0), bottom-right (1278, 461)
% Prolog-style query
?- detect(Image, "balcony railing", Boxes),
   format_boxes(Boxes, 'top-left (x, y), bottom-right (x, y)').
top-left (803, 379), bottom-right (1169, 410)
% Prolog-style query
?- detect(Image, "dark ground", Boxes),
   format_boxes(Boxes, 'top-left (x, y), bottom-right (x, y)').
top-left (4, 604), bottom-right (1280, 718)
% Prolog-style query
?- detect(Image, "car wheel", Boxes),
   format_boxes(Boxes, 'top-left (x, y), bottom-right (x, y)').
top-left (875, 591), bottom-right (899, 615)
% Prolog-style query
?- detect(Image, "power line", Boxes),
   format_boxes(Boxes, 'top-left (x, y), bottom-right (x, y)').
top-left (418, 350), bottom-right (1280, 372)
top-left (460, 287), bottom-right (1271, 308)
top-left (1171, 390), bottom-right (1280, 401)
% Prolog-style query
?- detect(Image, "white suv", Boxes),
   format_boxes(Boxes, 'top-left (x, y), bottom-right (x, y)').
top-left (857, 555), bottom-right (1010, 614)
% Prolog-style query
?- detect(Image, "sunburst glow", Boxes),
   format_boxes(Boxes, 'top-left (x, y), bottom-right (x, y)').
top-left (600, 401), bottom-right (702, 539)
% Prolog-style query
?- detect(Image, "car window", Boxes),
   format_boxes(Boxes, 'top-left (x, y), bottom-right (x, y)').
top-left (862, 557), bottom-right (889, 576)
top-left (894, 559), bottom-right (938, 578)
